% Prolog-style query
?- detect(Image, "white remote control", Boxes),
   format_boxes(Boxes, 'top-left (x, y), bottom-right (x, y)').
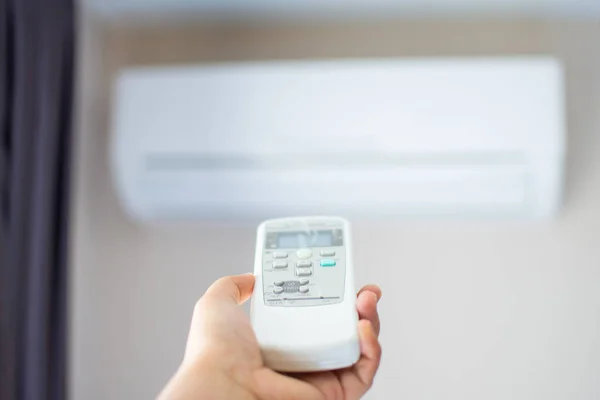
top-left (250, 216), bottom-right (360, 372)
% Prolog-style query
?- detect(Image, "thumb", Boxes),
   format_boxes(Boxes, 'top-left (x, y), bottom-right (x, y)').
top-left (183, 273), bottom-right (256, 364)
top-left (202, 273), bottom-right (256, 306)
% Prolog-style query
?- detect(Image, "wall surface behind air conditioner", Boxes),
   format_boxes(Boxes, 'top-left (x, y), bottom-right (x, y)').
top-left (70, 15), bottom-right (600, 400)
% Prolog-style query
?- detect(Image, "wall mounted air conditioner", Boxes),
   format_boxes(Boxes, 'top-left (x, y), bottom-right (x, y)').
top-left (110, 57), bottom-right (565, 221)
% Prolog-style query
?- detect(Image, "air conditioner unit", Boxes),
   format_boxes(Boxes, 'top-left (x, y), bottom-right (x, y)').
top-left (110, 57), bottom-right (565, 221)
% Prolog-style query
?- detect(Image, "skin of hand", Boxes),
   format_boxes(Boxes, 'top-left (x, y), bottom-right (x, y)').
top-left (158, 273), bottom-right (382, 400)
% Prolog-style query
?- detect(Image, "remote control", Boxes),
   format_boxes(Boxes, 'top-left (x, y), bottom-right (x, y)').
top-left (250, 216), bottom-right (360, 372)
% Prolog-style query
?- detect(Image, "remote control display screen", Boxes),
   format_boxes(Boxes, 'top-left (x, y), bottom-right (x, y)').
top-left (266, 228), bottom-right (344, 249)
top-left (277, 231), bottom-right (332, 248)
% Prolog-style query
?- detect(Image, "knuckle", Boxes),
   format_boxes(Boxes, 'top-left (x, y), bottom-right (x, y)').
top-left (359, 372), bottom-right (375, 391)
top-left (374, 342), bottom-right (383, 361)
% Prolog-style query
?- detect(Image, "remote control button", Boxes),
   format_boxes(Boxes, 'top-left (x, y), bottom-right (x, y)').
top-left (320, 260), bottom-right (336, 267)
top-left (299, 278), bottom-right (310, 285)
top-left (274, 281), bottom-right (284, 286)
top-left (299, 285), bottom-right (309, 293)
top-left (320, 250), bottom-right (336, 257)
top-left (283, 281), bottom-right (300, 293)
top-left (296, 260), bottom-right (312, 268)
top-left (296, 248), bottom-right (312, 260)
top-left (273, 286), bottom-right (284, 294)
top-left (273, 260), bottom-right (288, 269)
top-left (272, 251), bottom-right (288, 259)
top-left (296, 268), bottom-right (312, 277)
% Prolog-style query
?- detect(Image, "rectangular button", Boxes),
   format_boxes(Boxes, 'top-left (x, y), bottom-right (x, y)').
top-left (320, 260), bottom-right (336, 267)
top-left (273, 252), bottom-right (288, 259)
top-left (296, 268), bottom-right (313, 276)
top-left (320, 250), bottom-right (336, 257)
top-left (273, 261), bottom-right (288, 269)
top-left (296, 260), bottom-right (312, 268)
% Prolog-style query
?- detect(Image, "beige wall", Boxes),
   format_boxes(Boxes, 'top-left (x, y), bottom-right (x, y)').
top-left (71, 16), bottom-right (600, 399)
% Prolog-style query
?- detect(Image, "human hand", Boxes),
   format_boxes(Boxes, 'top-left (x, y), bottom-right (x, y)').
top-left (158, 273), bottom-right (382, 400)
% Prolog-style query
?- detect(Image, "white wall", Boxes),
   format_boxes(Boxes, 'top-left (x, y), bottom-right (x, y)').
top-left (70, 17), bottom-right (600, 399)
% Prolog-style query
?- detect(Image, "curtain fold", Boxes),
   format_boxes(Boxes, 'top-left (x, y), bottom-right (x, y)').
top-left (0, 0), bottom-right (76, 399)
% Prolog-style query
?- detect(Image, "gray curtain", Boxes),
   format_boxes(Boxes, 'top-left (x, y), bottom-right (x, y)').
top-left (0, 0), bottom-right (75, 399)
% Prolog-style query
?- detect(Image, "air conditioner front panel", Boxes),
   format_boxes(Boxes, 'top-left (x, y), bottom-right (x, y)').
top-left (110, 57), bottom-right (565, 220)
top-left (125, 159), bottom-right (533, 220)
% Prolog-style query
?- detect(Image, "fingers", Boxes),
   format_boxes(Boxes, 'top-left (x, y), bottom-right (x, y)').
top-left (353, 319), bottom-right (382, 390)
top-left (358, 284), bottom-right (382, 301)
top-left (202, 273), bottom-right (256, 306)
top-left (335, 286), bottom-right (381, 395)
top-left (356, 286), bottom-right (381, 337)
top-left (182, 274), bottom-right (256, 364)
top-left (252, 368), bottom-right (325, 400)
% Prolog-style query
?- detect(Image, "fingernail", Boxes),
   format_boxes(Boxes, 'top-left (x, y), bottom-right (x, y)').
top-left (368, 291), bottom-right (379, 303)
